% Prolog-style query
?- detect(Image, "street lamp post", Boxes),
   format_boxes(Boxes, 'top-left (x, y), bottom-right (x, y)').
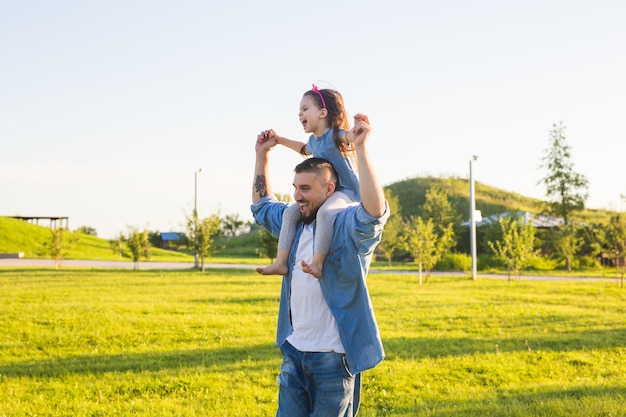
top-left (470, 156), bottom-right (478, 280)
top-left (194, 168), bottom-right (203, 269)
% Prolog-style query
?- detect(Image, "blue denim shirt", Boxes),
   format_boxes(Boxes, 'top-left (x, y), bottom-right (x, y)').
top-left (251, 195), bottom-right (389, 374)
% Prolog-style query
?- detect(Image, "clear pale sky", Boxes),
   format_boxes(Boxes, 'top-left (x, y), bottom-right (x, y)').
top-left (2, 1), bottom-right (624, 239)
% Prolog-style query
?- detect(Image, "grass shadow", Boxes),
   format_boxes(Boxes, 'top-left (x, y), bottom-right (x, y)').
top-left (0, 343), bottom-right (279, 378)
top-left (383, 327), bottom-right (626, 359)
top-left (373, 385), bottom-right (625, 416)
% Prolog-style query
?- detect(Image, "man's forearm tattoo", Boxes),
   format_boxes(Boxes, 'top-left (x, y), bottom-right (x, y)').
top-left (255, 174), bottom-right (268, 198)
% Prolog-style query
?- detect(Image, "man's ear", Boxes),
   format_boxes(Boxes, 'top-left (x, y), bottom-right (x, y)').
top-left (326, 181), bottom-right (336, 196)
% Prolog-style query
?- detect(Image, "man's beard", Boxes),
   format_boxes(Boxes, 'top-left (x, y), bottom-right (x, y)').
top-left (300, 207), bottom-right (317, 225)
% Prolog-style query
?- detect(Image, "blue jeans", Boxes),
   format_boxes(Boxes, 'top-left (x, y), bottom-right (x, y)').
top-left (276, 341), bottom-right (357, 417)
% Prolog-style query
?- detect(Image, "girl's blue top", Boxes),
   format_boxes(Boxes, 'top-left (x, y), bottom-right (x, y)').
top-left (306, 129), bottom-right (360, 202)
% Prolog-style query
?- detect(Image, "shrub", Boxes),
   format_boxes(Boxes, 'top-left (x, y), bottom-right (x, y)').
top-left (476, 253), bottom-right (503, 270)
top-left (435, 253), bottom-right (471, 271)
top-left (527, 256), bottom-right (558, 270)
top-left (577, 255), bottom-right (601, 269)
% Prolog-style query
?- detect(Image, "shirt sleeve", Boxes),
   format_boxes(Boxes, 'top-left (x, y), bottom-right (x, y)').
top-left (340, 200), bottom-right (390, 254)
top-left (250, 195), bottom-right (289, 238)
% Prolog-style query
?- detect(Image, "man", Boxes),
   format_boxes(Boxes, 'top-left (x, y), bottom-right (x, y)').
top-left (251, 113), bottom-right (389, 416)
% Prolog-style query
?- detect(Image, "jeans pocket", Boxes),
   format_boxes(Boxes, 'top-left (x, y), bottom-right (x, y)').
top-left (340, 353), bottom-right (354, 378)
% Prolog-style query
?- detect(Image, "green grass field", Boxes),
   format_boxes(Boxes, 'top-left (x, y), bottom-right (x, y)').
top-left (0, 268), bottom-right (624, 416)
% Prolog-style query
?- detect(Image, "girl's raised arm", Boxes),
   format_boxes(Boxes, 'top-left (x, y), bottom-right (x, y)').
top-left (269, 129), bottom-right (310, 156)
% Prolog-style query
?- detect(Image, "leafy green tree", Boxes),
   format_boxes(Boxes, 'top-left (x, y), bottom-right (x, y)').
top-left (402, 186), bottom-right (458, 280)
top-left (147, 230), bottom-right (162, 247)
top-left (124, 226), bottom-right (152, 270)
top-left (378, 189), bottom-right (404, 266)
top-left (40, 227), bottom-right (77, 269)
top-left (256, 193), bottom-right (290, 261)
top-left (577, 222), bottom-right (606, 268)
top-left (423, 185), bottom-right (458, 227)
top-left (257, 227), bottom-right (278, 260)
top-left (222, 213), bottom-right (250, 237)
top-left (75, 225), bottom-right (97, 236)
top-left (109, 233), bottom-right (125, 259)
top-left (186, 212), bottom-right (223, 271)
top-left (604, 214), bottom-right (626, 287)
top-left (488, 215), bottom-right (537, 280)
top-left (197, 215), bottom-right (222, 272)
top-left (423, 185), bottom-right (458, 254)
top-left (551, 223), bottom-right (584, 273)
top-left (403, 216), bottom-right (454, 284)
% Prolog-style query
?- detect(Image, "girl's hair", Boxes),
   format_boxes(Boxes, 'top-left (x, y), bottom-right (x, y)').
top-left (304, 88), bottom-right (355, 157)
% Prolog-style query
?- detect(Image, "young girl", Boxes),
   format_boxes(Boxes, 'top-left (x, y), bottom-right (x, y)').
top-left (256, 85), bottom-right (360, 278)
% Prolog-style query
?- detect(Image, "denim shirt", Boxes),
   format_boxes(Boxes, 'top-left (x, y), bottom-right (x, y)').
top-left (251, 195), bottom-right (389, 374)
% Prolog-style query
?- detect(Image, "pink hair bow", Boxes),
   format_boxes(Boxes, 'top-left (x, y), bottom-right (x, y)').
top-left (312, 84), bottom-right (326, 109)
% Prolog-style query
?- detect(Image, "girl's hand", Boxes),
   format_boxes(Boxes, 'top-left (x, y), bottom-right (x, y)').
top-left (266, 129), bottom-right (283, 145)
top-left (351, 113), bottom-right (371, 147)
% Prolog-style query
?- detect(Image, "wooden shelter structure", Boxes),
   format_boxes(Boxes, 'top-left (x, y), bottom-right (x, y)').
top-left (10, 216), bottom-right (69, 229)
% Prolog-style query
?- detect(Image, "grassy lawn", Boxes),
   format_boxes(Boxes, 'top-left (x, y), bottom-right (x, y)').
top-left (0, 268), bottom-right (624, 416)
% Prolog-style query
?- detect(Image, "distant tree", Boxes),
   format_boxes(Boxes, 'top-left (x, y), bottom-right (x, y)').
top-left (109, 233), bottom-right (125, 259)
top-left (604, 214), bottom-right (626, 288)
top-left (222, 213), bottom-right (250, 237)
top-left (423, 185), bottom-right (458, 227)
top-left (198, 215), bottom-right (222, 272)
top-left (551, 223), bottom-right (584, 273)
top-left (539, 122), bottom-right (589, 272)
top-left (403, 216), bottom-right (454, 284)
top-left (187, 209), bottom-right (201, 267)
top-left (488, 215), bottom-right (537, 280)
top-left (256, 193), bottom-right (290, 261)
top-left (481, 218), bottom-right (505, 253)
top-left (539, 122), bottom-right (589, 225)
top-left (378, 189), bottom-right (405, 266)
top-left (40, 227), bottom-right (77, 269)
top-left (148, 230), bottom-right (162, 247)
top-left (123, 226), bottom-right (152, 269)
top-left (75, 225), bottom-right (97, 236)
top-left (257, 227), bottom-right (278, 260)
top-left (186, 212), bottom-right (222, 271)
top-left (577, 222), bottom-right (605, 268)
top-left (423, 185), bottom-right (458, 252)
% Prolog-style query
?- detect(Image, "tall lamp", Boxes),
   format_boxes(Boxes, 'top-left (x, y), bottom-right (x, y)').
top-left (194, 168), bottom-right (203, 268)
top-left (469, 156), bottom-right (479, 280)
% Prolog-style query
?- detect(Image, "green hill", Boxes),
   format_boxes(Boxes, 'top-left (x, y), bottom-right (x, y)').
top-left (386, 176), bottom-right (613, 224)
top-left (0, 216), bottom-right (192, 261)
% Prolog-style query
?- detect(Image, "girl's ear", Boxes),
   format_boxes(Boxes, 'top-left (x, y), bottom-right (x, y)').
top-left (320, 108), bottom-right (328, 119)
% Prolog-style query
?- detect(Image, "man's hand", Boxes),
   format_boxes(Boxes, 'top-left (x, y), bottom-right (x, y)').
top-left (256, 129), bottom-right (278, 154)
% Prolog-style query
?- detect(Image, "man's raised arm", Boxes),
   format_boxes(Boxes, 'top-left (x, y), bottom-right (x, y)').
top-left (252, 130), bottom-right (277, 204)
top-left (351, 114), bottom-right (386, 218)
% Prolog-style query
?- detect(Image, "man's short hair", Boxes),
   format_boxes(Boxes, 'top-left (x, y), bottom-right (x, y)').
top-left (295, 157), bottom-right (339, 186)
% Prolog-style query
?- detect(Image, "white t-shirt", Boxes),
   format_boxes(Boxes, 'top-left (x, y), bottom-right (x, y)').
top-left (286, 224), bottom-right (345, 353)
